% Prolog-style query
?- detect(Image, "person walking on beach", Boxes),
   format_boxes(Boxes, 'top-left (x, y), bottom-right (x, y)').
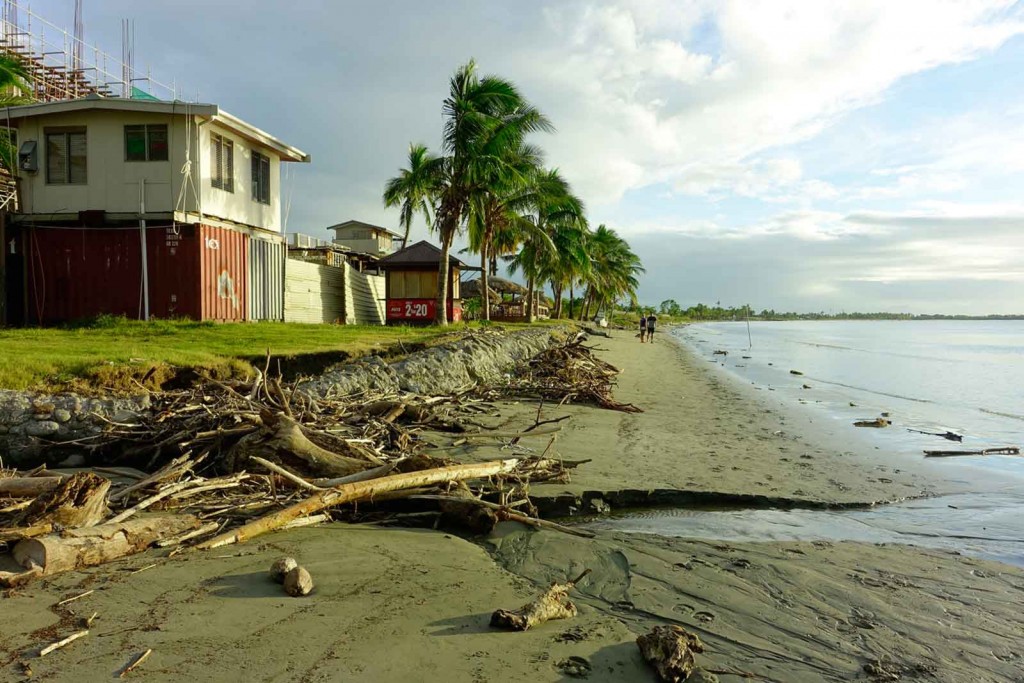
top-left (639, 313), bottom-right (647, 342)
top-left (646, 311), bottom-right (658, 343)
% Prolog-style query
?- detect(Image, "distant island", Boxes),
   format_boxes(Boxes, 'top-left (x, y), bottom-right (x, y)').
top-left (653, 300), bottom-right (1024, 321)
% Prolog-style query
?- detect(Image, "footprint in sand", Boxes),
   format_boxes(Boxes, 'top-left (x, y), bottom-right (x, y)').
top-left (556, 656), bottom-right (592, 678)
top-left (693, 611), bottom-right (716, 624)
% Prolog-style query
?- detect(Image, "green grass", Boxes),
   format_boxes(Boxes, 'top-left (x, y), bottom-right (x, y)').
top-left (0, 316), bottom-right (499, 392)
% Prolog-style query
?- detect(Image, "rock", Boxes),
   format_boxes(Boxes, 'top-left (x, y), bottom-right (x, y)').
top-left (283, 566), bottom-right (314, 596)
top-left (270, 556), bottom-right (298, 583)
top-left (111, 409), bottom-right (141, 425)
top-left (58, 454), bottom-right (87, 467)
top-left (24, 420), bottom-right (60, 437)
top-left (53, 409), bottom-right (72, 423)
top-left (789, 369), bottom-right (803, 375)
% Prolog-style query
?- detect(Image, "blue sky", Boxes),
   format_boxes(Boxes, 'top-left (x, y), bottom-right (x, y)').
top-left (76, 0), bottom-right (1024, 314)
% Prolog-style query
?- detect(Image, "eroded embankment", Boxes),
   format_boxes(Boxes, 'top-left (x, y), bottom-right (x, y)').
top-left (0, 326), bottom-right (569, 465)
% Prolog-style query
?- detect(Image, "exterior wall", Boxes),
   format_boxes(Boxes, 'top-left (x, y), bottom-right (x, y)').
top-left (15, 109), bottom-right (186, 216)
top-left (343, 262), bottom-right (385, 325)
top-left (13, 111), bottom-right (284, 232)
top-left (284, 258), bottom-right (345, 324)
top-left (198, 121), bottom-right (282, 232)
top-left (249, 236), bottom-right (285, 321)
top-left (331, 236), bottom-right (391, 255)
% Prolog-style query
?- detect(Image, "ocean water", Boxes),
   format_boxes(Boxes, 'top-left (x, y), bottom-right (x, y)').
top-left (675, 320), bottom-right (1023, 473)
top-left (588, 321), bottom-right (1024, 566)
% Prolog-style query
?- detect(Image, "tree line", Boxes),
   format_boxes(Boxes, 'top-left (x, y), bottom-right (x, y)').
top-left (654, 300), bottom-right (1023, 321)
top-left (383, 60), bottom-right (644, 325)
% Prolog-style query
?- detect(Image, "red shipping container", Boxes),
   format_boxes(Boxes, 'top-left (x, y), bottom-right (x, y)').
top-left (24, 223), bottom-right (248, 324)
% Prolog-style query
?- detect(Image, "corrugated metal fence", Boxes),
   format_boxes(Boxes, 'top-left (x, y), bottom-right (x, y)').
top-left (343, 263), bottom-right (385, 325)
top-left (249, 237), bottom-right (285, 321)
top-left (284, 259), bottom-right (345, 324)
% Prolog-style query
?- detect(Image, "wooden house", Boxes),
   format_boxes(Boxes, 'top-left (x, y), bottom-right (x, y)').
top-left (377, 240), bottom-right (475, 324)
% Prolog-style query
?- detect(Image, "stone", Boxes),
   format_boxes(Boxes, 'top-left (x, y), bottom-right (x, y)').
top-left (53, 409), bottom-right (73, 423)
top-left (24, 420), bottom-right (60, 437)
top-left (58, 454), bottom-right (87, 467)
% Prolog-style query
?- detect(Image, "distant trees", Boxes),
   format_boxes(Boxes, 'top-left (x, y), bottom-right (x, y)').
top-left (0, 55), bottom-right (32, 174)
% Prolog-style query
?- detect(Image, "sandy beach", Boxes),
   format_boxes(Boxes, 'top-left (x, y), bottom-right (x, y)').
top-left (2, 328), bottom-right (1022, 682)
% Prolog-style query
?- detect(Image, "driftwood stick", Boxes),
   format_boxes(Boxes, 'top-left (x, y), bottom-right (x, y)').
top-left (196, 459), bottom-right (521, 550)
top-left (56, 590), bottom-right (94, 606)
top-left (250, 456), bottom-right (325, 491)
top-left (39, 630), bottom-right (89, 657)
top-left (110, 454), bottom-right (198, 503)
top-left (0, 476), bottom-right (63, 497)
top-left (461, 425), bottom-right (563, 439)
top-left (154, 521), bottom-right (221, 548)
top-left (106, 480), bottom-right (195, 525)
top-left (119, 648), bottom-right (152, 678)
top-left (312, 462), bottom-right (397, 488)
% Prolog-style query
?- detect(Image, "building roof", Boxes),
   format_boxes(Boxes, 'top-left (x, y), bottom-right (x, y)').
top-left (378, 240), bottom-right (474, 269)
top-left (327, 219), bottom-right (402, 239)
top-left (2, 96), bottom-right (310, 162)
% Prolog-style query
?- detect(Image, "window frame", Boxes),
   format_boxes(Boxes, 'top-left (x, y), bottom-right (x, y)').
top-left (210, 133), bottom-right (234, 193)
top-left (124, 123), bottom-right (169, 162)
top-left (251, 150), bottom-right (271, 205)
top-left (45, 127), bottom-right (87, 185)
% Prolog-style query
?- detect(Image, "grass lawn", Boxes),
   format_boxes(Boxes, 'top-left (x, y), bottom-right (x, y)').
top-left (0, 316), bottom-right (524, 392)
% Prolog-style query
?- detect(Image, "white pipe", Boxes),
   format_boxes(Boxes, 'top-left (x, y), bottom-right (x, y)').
top-left (139, 178), bottom-right (149, 321)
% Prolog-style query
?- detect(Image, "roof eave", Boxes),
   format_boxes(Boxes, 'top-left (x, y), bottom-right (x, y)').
top-left (214, 110), bottom-right (310, 163)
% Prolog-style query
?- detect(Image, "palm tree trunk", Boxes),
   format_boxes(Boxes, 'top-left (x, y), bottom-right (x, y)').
top-left (526, 275), bottom-right (536, 323)
top-left (480, 242), bottom-right (491, 321)
top-left (551, 281), bottom-right (563, 319)
top-left (568, 282), bottom-right (574, 319)
top-left (582, 289), bottom-right (592, 321)
top-left (436, 230), bottom-right (452, 326)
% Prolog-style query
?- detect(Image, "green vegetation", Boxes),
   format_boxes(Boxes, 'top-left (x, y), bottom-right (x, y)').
top-left (0, 316), bottom-right (489, 392)
top-left (651, 300), bottom-right (1024, 321)
top-left (383, 60), bottom-right (643, 325)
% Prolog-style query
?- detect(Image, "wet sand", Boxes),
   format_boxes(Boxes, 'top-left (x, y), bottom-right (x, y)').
top-left (3, 328), bottom-right (1023, 682)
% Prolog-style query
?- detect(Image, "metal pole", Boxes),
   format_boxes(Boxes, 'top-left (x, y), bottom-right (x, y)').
top-left (139, 179), bottom-right (149, 320)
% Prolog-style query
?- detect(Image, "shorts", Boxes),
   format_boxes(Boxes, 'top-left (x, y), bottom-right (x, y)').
top-left (647, 326), bottom-right (656, 335)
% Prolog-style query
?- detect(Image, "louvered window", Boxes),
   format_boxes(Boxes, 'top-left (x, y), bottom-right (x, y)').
top-left (251, 151), bottom-right (271, 204)
top-left (211, 133), bottom-right (234, 192)
top-left (45, 129), bottom-right (87, 184)
top-left (125, 124), bottom-right (168, 161)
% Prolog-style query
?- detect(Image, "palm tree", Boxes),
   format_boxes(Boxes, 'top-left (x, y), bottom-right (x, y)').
top-left (428, 60), bottom-right (552, 325)
top-left (382, 143), bottom-right (441, 248)
top-left (0, 55), bottom-right (32, 174)
top-left (579, 225), bottom-right (644, 320)
top-left (465, 141), bottom-right (544, 320)
top-left (506, 168), bottom-right (585, 322)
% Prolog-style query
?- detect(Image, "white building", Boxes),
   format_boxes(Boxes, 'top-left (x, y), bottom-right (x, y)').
top-left (328, 219), bottom-right (402, 256)
top-left (6, 95), bottom-right (309, 234)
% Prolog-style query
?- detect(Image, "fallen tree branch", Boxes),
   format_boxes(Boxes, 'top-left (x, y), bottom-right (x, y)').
top-left (491, 569), bottom-right (591, 631)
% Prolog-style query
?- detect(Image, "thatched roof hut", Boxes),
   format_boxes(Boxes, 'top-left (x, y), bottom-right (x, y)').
top-left (462, 279), bottom-right (500, 303)
top-left (487, 276), bottom-right (528, 296)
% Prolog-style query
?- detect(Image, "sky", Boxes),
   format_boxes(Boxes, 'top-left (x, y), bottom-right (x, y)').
top-left (73, 0), bottom-right (1024, 314)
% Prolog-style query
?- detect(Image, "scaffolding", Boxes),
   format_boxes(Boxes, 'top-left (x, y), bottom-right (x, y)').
top-left (0, 0), bottom-right (180, 103)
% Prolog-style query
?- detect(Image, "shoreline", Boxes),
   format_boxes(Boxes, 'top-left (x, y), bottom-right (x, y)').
top-left (2, 327), bottom-right (1023, 682)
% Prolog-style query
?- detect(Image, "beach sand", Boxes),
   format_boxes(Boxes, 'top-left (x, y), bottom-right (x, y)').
top-left (2, 328), bottom-right (1022, 682)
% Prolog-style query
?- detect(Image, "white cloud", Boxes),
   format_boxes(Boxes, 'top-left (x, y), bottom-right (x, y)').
top-left (530, 0), bottom-right (1024, 207)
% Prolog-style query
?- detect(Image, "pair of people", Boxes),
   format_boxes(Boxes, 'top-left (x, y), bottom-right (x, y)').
top-left (639, 312), bottom-right (658, 343)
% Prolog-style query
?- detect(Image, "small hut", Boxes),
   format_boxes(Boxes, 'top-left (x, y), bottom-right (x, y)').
top-left (377, 240), bottom-right (476, 324)
top-left (465, 276), bottom-right (549, 321)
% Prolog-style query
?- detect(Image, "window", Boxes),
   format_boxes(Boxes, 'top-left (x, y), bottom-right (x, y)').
top-left (46, 129), bottom-right (87, 184)
top-left (211, 133), bottom-right (234, 192)
top-left (125, 124), bottom-right (168, 161)
top-left (251, 151), bottom-right (270, 204)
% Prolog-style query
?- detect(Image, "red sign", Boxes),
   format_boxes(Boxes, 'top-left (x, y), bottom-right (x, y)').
top-left (387, 298), bottom-right (463, 322)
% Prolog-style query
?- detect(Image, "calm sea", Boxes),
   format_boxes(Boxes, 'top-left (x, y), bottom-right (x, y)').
top-left (675, 320), bottom-right (1023, 462)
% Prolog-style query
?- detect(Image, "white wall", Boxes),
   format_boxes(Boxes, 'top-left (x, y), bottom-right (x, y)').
top-left (15, 110), bottom-right (284, 232)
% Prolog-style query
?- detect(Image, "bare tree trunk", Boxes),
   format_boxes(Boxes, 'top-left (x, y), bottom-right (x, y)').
top-left (481, 241), bottom-right (491, 321)
top-left (436, 229), bottom-right (452, 325)
top-left (581, 288), bottom-right (592, 321)
top-left (551, 281), bottom-right (563, 319)
top-left (526, 275), bottom-right (536, 323)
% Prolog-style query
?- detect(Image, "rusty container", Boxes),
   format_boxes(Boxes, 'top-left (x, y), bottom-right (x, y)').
top-left (198, 224), bottom-right (248, 322)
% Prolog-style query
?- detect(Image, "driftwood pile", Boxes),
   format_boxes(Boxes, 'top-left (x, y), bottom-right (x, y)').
top-left (482, 335), bottom-right (642, 413)
top-left (1, 337), bottom-right (624, 586)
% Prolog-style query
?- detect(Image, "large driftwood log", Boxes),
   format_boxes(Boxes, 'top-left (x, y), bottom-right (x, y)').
top-left (197, 458), bottom-right (522, 549)
top-left (10, 514), bottom-right (201, 577)
top-left (18, 472), bottom-right (110, 529)
top-left (636, 625), bottom-right (705, 682)
top-left (233, 415), bottom-right (371, 477)
top-left (491, 569), bottom-right (591, 631)
top-left (0, 476), bottom-right (64, 497)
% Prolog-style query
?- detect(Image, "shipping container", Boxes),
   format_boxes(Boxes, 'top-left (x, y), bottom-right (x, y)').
top-left (248, 236), bottom-right (285, 321)
top-left (22, 222), bottom-right (250, 324)
top-left (198, 224), bottom-right (248, 322)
